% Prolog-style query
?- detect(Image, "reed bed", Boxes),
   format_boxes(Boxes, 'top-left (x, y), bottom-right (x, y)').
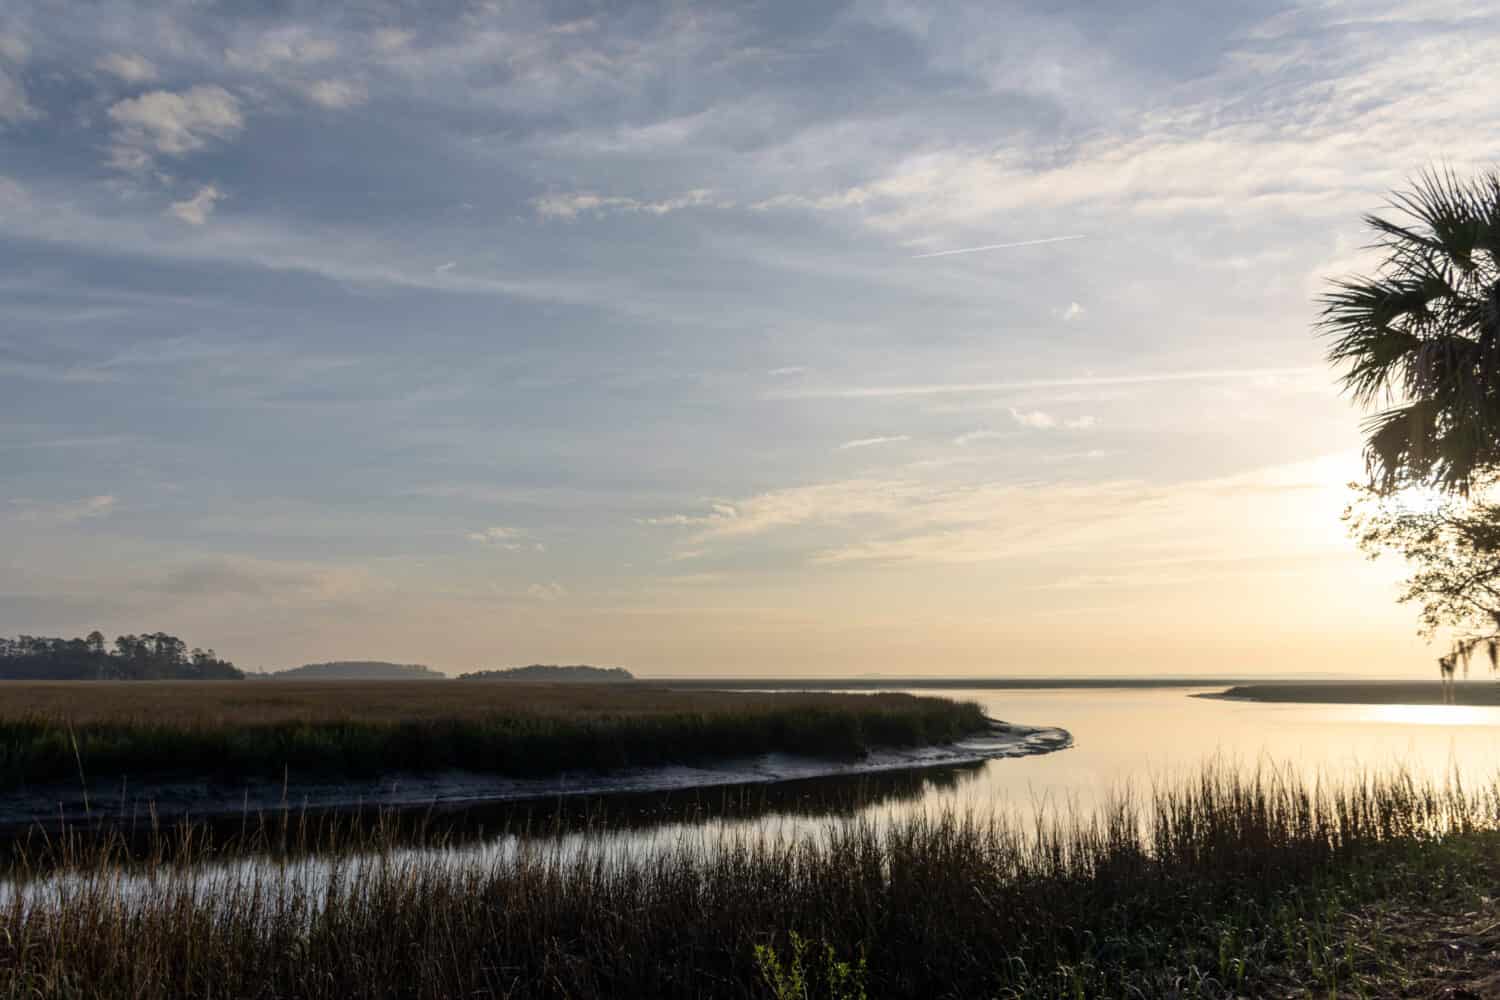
top-left (3, 763), bottom-right (1498, 998)
top-left (0, 683), bottom-right (988, 787)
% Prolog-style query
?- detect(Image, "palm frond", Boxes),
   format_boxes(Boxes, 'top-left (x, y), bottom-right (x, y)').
top-left (1320, 166), bottom-right (1500, 494)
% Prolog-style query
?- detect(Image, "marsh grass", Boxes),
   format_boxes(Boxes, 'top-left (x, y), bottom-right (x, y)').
top-left (3, 764), bottom-right (1498, 998)
top-left (0, 682), bottom-right (988, 787)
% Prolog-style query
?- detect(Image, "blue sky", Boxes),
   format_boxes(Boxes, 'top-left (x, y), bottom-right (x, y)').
top-left (2, 0), bottom-right (1496, 674)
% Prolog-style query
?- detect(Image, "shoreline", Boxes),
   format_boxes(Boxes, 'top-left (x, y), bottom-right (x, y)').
top-left (0, 718), bottom-right (1071, 838)
top-left (655, 676), bottom-right (1255, 690)
top-left (1202, 681), bottom-right (1500, 706)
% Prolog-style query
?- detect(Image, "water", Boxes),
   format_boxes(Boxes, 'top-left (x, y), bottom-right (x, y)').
top-left (377, 686), bottom-right (1500, 868)
top-left (9, 686), bottom-right (1500, 903)
top-left (887, 687), bottom-right (1500, 816)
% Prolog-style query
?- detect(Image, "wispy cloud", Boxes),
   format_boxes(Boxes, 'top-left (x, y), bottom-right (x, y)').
top-left (770, 367), bottom-right (1325, 400)
top-left (649, 480), bottom-right (932, 545)
top-left (838, 435), bottom-right (910, 450)
top-left (152, 555), bottom-right (380, 603)
top-left (533, 189), bottom-right (728, 220)
top-left (467, 526), bottom-right (526, 550)
top-left (527, 581), bottom-right (567, 601)
top-left (1005, 408), bottom-right (1097, 431)
top-left (1009, 408), bottom-right (1057, 430)
top-left (303, 79), bottom-right (366, 109)
top-left (9, 495), bottom-right (116, 524)
top-left (167, 184), bottom-right (223, 225)
top-left (0, 357), bottom-right (119, 384)
top-left (910, 234), bottom-right (1087, 259)
top-left (107, 86), bottom-right (243, 171)
top-left (96, 52), bottom-right (156, 82)
top-left (225, 28), bottom-right (338, 71)
top-left (0, 35), bottom-right (37, 124)
top-left (953, 429), bottom-right (1015, 446)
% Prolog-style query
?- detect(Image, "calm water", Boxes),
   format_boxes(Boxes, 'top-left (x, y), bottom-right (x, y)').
top-left (866, 687), bottom-right (1500, 818)
top-left (9, 686), bottom-right (1500, 902)
top-left (411, 686), bottom-right (1500, 868)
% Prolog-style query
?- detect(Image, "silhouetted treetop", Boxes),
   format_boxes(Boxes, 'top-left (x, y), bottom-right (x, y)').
top-left (0, 631), bottom-right (241, 680)
top-left (1321, 168), bottom-right (1500, 495)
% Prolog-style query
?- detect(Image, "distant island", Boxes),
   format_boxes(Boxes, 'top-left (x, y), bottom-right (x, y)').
top-left (260, 661), bottom-right (447, 681)
top-left (1208, 681), bottom-right (1500, 706)
top-left (457, 664), bottom-right (635, 683)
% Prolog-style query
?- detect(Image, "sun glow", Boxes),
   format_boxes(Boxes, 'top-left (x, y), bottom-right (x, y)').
top-left (1387, 486), bottom-right (1448, 517)
top-left (1362, 703), bottom-right (1500, 727)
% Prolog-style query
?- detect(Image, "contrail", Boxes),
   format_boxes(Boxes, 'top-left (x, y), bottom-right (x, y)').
top-left (911, 234), bottom-right (1087, 259)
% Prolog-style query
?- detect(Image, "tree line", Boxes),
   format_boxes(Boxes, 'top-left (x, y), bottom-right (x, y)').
top-left (0, 631), bottom-right (242, 680)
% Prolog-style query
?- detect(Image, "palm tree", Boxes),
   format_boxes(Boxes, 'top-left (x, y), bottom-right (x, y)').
top-left (1321, 168), bottom-right (1500, 495)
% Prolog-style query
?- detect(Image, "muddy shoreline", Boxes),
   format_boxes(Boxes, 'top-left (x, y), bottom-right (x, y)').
top-left (0, 719), bottom-right (1071, 842)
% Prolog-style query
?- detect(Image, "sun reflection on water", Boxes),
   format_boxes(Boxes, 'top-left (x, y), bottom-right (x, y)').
top-left (1360, 703), bottom-right (1500, 727)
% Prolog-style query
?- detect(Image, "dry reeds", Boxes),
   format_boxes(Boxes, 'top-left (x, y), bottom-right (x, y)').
top-left (2, 763), bottom-right (1496, 998)
top-left (0, 683), bottom-right (988, 788)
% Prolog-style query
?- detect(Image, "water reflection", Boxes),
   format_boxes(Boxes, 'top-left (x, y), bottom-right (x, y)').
top-left (1361, 703), bottom-right (1498, 727)
top-left (2, 759), bottom-right (987, 869)
top-left (11, 687), bottom-right (1500, 880)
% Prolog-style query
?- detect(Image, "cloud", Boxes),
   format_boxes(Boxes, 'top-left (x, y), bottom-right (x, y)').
top-left (107, 86), bottom-right (244, 170)
top-left (770, 367), bottom-right (1325, 400)
top-left (652, 481), bottom-right (932, 545)
top-left (532, 189), bottom-right (727, 220)
top-left (372, 28), bottom-right (414, 53)
top-left (167, 184), bottom-right (223, 225)
top-left (303, 79), bottom-right (367, 109)
top-left (973, 409), bottom-right (1094, 433)
top-left (838, 435), bottom-right (911, 450)
top-left (153, 556), bottom-right (376, 603)
top-left (732, 7), bottom-right (1500, 240)
top-left (750, 189), bottom-right (874, 212)
top-left (910, 235), bottom-right (1087, 259)
top-left (0, 38), bottom-right (36, 124)
top-left (226, 29), bottom-right (338, 72)
top-left (952, 429), bottom-right (1014, 446)
top-left (467, 526), bottom-right (526, 550)
top-left (97, 53), bottom-right (157, 82)
top-left (434, 261), bottom-right (457, 273)
top-left (639, 454), bottom-right (1359, 575)
top-left (838, 458), bottom-right (1353, 569)
top-left (9, 495), bottom-right (116, 524)
top-left (1009, 408), bottom-right (1058, 430)
top-left (639, 503), bottom-right (739, 528)
top-left (0, 68), bottom-right (34, 124)
top-left (527, 582), bottom-right (567, 601)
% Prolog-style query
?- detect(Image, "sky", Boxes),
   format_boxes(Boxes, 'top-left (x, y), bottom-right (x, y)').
top-left (2, 0), bottom-right (1498, 676)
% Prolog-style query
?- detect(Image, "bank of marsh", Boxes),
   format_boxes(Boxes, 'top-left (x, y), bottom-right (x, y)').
top-left (0, 681), bottom-right (991, 788)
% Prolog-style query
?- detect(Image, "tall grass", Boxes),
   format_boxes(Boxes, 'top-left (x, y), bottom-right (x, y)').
top-left (2, 763), bottom-right (1496, 998)
top-left (0, 685), bottom-right (989, 788)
